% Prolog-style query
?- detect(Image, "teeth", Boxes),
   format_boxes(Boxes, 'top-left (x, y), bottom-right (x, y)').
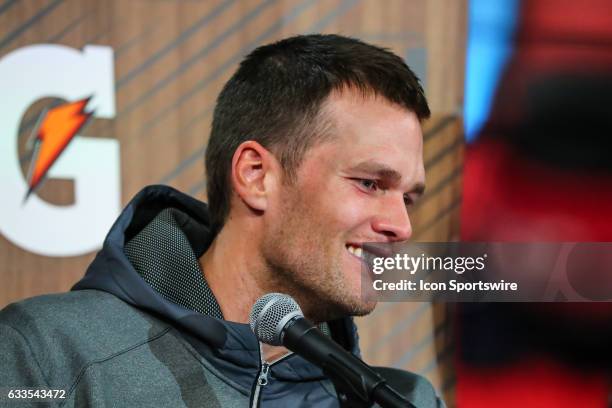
top-left (347, 245), bottom-right (363, 258)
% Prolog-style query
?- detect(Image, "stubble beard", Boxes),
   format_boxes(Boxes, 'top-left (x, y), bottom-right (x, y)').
top-left (259, 185), bottom-right (376, 323)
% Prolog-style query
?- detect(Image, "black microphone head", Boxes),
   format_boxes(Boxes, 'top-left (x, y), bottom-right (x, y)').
top-left (249, 293), bottom-right (303, 346)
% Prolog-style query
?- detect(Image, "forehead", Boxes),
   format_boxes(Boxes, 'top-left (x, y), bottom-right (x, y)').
top-left (311, 89), bottom-right (425, 183)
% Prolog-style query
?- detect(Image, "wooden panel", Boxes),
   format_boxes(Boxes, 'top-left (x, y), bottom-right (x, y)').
top-left (0, 1), bottom-right (466, 404)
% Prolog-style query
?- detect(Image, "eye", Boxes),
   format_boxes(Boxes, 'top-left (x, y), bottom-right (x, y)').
top-left (403, 193), bottom-right (414, 207)
top-left (357, 179), bottom-right (379, 191)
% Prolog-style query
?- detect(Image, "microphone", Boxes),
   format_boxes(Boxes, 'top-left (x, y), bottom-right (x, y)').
top-left (249, 293), bottom-right (415, 408)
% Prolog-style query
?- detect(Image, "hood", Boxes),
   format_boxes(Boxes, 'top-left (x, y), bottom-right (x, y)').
top-left (73, 184), bottom-right (361, 390)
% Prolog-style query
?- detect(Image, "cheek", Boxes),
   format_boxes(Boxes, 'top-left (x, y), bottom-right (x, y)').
top-left (298, 174), bottom-right (374, 233)
top-left (322, 185), bottom-right (375, 232)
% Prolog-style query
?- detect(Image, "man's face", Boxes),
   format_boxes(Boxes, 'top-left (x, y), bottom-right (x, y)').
top-left (261, 89), bottom-right (425, 322)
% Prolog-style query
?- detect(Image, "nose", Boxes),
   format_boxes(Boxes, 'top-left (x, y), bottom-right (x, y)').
top-left (371, 193), bottom-right (412, 242)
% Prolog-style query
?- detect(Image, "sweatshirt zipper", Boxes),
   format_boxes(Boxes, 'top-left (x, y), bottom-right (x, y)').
top-left (250, 343), bottom-right (292, 408)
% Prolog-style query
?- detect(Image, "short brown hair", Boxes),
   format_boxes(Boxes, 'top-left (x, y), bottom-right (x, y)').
top-left (205, 34), bottom-right (430, 234)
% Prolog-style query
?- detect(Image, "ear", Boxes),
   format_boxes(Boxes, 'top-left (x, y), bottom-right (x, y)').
top-left (230, 141), bottom-right (279, 212)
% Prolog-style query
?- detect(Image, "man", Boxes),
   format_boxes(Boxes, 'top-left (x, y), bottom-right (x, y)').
top-left (0, 34), bottom-right (443, 407)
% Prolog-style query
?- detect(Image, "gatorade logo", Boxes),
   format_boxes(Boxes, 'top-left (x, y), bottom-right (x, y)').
top-left (0, 45), bottom-right (121, 257)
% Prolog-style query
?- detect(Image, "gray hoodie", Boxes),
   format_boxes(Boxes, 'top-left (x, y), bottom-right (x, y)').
top-left (0, 185), bottom-right (443, 407)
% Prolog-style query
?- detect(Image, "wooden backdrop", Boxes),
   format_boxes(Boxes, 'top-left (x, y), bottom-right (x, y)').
top-left (0, 0), bottom-right (466, 405)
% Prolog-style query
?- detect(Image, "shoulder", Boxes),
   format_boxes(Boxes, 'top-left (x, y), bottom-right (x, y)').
top-left (0, 290), bottom-right (172, 386)
top-left (1, 289), bottom-right (169, 338)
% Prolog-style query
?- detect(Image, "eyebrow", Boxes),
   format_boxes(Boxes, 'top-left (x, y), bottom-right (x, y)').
top-left (349, 160), bottom-right (426, 195)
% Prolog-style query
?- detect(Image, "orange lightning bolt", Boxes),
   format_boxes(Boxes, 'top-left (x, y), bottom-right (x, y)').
top-left (25, 97), bottom-right (93, 201)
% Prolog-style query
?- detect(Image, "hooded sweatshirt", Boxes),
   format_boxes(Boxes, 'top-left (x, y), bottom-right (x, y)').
top-left (0, 185), bottom-right (443, 407)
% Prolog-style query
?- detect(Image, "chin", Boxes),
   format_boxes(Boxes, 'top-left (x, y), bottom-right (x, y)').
top-left (302, 292), bottom-right (371, 323)
top-left (348, 299), bottom-right (377, 317)
top-left (343, 274), bottom-right (377, 315)
top-left (324, 293), bottom-right (377, 321)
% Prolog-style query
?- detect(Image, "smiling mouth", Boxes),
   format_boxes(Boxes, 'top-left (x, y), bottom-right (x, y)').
top-left (346, 243), bottom-right (364, 259)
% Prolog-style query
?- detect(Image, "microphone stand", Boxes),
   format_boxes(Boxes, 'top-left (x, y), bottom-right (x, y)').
top-left (284, 318), bottom-right (416, 407)
top-left (325, 361), bottom-right (416, 408)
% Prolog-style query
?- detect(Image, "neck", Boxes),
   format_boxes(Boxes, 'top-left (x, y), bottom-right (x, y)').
top-left (199, 218), bottom-right (290, 361)
top-left (199, 220), bottom-right (264, 323)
